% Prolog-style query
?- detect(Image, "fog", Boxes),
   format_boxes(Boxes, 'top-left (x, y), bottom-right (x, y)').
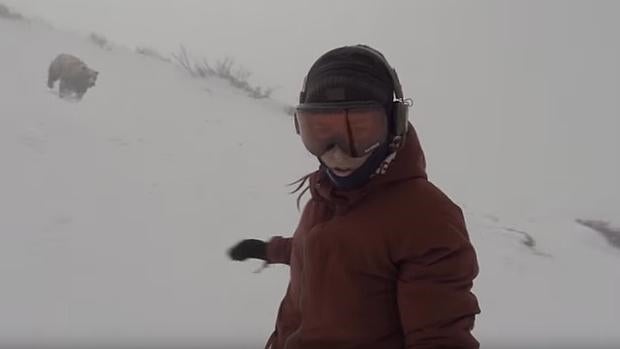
top-left (6, 0), bottom-right (620, 218)
top-left (1, 1), bottom-right (619, 347)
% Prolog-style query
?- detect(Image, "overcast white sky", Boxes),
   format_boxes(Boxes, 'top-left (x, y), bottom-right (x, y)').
top-left (7, 0), bottom-right (619, 100)
top-left (1, 3), bottom-right (620, 346)
top-left (4, 0), bottom-right (620, 215)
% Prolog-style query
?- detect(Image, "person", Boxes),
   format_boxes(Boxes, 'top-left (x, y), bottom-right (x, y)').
top-left (228, 44), bottom-right (480, 349)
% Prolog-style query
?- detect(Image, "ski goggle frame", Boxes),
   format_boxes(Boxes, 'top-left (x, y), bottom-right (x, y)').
top-left (294, 101), bottom-right (389, 157)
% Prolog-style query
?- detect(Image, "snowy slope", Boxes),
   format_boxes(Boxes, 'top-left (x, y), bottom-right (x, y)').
top-left (1, 14), bottom-right (619, 349)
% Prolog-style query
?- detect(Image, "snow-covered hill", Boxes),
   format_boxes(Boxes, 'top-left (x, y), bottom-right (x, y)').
top-left (1, 10), bottom-right (619, 349)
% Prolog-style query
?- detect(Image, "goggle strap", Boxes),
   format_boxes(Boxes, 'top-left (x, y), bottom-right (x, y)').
top-left (294, 114), bottom-right (300, 134)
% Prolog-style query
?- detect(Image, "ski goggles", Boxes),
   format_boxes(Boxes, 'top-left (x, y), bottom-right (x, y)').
top-left (294, 101), bottom-right (388, 157)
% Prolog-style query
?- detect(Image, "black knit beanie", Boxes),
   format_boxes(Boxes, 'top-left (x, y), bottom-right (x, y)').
top-left (301, 45), bottom-right (394, 110)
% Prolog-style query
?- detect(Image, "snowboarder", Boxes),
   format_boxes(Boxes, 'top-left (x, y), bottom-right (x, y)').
top-left (228, 44), bottom-right (480, 349)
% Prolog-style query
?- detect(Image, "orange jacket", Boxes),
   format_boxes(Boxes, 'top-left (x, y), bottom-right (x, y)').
top-left (266, 126), bottom-right (480, 348)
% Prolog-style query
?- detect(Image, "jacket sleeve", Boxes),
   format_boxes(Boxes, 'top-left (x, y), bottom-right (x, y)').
top-left (265, 236), bottom-right (293, 265)
top-left (396, 228), bottom-right (481, 348)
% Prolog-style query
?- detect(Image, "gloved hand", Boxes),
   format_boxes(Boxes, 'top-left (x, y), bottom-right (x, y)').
top-left (228, 239), bottom-right (267, 261)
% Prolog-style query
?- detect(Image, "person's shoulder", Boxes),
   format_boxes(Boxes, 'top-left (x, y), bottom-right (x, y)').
top-left (391, 178), bottom-right (463, 217)
top-left (384, 179), bottom-right (471, 252)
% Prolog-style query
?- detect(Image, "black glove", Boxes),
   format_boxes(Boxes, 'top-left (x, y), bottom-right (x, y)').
top-left (228, 239), bottom-right (267, 261)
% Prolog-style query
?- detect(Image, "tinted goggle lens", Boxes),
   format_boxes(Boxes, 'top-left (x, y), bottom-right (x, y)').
top-left (295, 103), bottom-right (388, 157)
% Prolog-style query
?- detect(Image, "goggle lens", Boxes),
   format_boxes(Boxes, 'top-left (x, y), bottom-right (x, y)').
top-left (295, 103), bottom-right (388, 157)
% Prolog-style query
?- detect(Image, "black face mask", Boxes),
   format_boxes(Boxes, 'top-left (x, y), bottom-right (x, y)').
top-left (319, 141), bottom-right (390, 191)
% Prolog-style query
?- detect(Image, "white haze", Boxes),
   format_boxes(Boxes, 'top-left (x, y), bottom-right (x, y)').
top-left (1, 1), bottom-right (619, 348)
top-left (6, 0), bottom-right (620, 219)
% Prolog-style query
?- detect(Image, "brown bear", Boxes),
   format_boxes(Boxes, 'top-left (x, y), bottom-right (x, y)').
top-left (47, 54), bottom-right (98, 100)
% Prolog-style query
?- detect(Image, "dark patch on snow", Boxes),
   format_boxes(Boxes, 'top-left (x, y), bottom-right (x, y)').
top-left (502, 227), bottom-right (552, 257)
top-left (0, 3), bottom-right (25, 21)
top-left (576, 219), bottom-right (620, 250)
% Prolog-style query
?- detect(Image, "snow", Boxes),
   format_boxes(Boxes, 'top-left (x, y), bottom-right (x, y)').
top-left (1, 7), bottom-right (619, 349)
